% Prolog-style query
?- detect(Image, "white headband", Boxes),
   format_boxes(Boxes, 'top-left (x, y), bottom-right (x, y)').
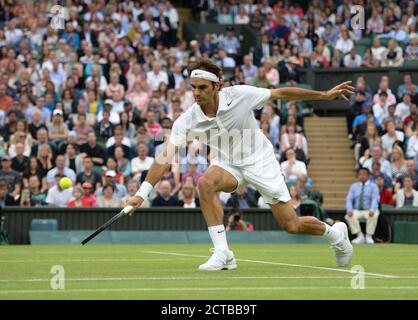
top-left (191, 69), bottom-right (220, 82)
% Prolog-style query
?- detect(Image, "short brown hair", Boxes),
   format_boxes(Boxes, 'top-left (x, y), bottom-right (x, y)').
top-left (187, 58), bottom-right (223, 81)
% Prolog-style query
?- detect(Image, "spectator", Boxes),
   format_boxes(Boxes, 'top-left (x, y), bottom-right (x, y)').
top-left (395, 93), bottom-right (413, 121)
top-left (152, 180), bottom-right (179, 206)
top-left (406, 128), bottom-right (418, 160)
top-left (131, 143), bottom-right (154, 180)
top-left (0, 179), bottom-right (17, 206)
top-left (373, 173), bottom-right (394, 207)
top-left (63, 143), bottom-right (83, 174)
top-left (79, 132), bottom-right (106, 168)
top-left (226, 209), bottom-right (254, 232)
top-left (122, 179), bottom-right (150, 208)
top-left (67, 186), bottom-right (93, 208)
top-left (146, 61), bottom-right (168, 91)
top-left (343, 48), bottom-right (362, 68)
top-left (11, 142), bottom-right (28, 173)
top-left (178, 181), bottom-right (200, 208)
top-left (181, 161), bottom-right (204, 186)
top-left (363, 146), bottom-right (392, 178)
top-left (381, 120), bottom-right (404, 155)
top-left (335, 29), bottom-right (354, 55)
top-left (366, 10), bottom-right (384, 35)
top-left (389, 145), bottom-right (407, 182)
top-left (217, 5), bottom-right (233, 25)
top-left (397, 74), bottom-right (418, 104)
top-left (345, 168), bottom-right (380, 244)
top-left (371, 37), bottom-right (386, 63)
top-left (80, 182), bottom-right (97, 207)
top-left (0, 155), bottom-right (21, 199)
top-left (96, 184), bottom-right (122, 208)
top-left (252, 66), bottom-right (270, 88)
top-left (395, 160), bottom-right (418, 192)
top-left (226, 186), bottom-right (257, 209)
top-left (381, 39), bottom-right (404, 67)
top-left (395, 175), bottom-right (418, 208)
top-left (45, 173), bottom-right (74, 207)
top-left (76, 157), bottom-right (102, 191)
top-left (288, 185), bottom-right (302, 215)
top-left (46, 154), bottom-right (76, 189)
top-left (263, 59), bottom-right (279, 86)
top-left (22, 156), bottom-right (47, 192)
top-left (216, 49), bottom-right (236, 68)
top-left (47, 109), bottom-right (68, 150)
top-left (73, 113), bottom-right (94, 145)
top-left (405, 33), bottom-right (418, 61)
top-left (220, 26), bottom-right (240, 57)
top-left (97, 169), bottom-right (127, 198)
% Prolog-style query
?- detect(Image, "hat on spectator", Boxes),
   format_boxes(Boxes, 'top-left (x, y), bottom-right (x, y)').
top-left (105, 170), bottom-right (116, 177)
top-left (1, 155), bottom-right (11, 161)
top-left (190, 40), bottom-right (198, 47)
top-left (53, 109), bottom-right (63, 116)
top-left (373, 173), bottom-right (384, 180)
top-left (104, 99), bottom-right (113, 105)
top-left (117, 32), bottom-right (127, 39)
top-left (226, 25), bottom-right (234, 32)
top-left (82, 182), bottom-right (93, 189)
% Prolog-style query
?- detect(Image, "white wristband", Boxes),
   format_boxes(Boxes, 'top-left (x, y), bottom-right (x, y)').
top-left (135, 181), bottom-right (153, 200)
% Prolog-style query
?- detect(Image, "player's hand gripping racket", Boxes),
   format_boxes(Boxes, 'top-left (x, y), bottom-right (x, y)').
top-left (81, 205), bottom-right (134, 245)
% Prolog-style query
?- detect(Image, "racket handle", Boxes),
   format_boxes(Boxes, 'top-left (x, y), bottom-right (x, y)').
top-left (122, 205), bottom-right (134, 215)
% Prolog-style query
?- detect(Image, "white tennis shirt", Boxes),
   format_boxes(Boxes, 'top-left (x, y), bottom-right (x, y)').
top-left (169, 85), bottom-right (274, 166)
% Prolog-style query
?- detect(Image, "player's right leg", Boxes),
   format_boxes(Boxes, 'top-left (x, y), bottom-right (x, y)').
top-left (197, 165), bottom-right (241, 271)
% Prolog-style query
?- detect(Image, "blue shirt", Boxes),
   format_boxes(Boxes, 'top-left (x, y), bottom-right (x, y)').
top-left (352, 114), bottom-right (379, 129)
top-left (346, 181), bottom-right (380, 212)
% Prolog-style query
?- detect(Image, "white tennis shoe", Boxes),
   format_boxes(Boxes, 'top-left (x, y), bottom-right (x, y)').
top-left (198, 248), bottom-right (237, 271)
top-left (330, 222), bottom-right (353, 267)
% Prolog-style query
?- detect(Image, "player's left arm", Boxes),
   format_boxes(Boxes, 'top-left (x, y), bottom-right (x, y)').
top-left (270, 81), bottom-right (355, 101)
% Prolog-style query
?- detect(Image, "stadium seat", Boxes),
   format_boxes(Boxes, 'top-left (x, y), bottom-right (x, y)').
top-left (356, 37), bottom-right (373, 47)
top-left (404, 60), bottom-right (418, 67)
top-left (354, 45), bottom-right (367, 57)
top-left (30, 219), bottom-right (59, 231)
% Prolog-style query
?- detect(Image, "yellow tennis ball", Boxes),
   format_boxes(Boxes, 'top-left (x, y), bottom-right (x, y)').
top-left (59, 177), bottom-right (73, 189)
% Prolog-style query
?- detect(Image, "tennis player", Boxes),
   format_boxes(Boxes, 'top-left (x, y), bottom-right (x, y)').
top-left (126, 58), bottom-right (355, 270)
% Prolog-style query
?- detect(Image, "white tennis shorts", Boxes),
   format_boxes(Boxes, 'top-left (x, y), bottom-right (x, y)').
top-left (210, 155), bottom-right (291, 205)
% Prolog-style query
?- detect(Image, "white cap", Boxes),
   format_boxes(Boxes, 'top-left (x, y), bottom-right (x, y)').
top-left (105, 170), bottom-right (116, 177)
top-left (53, 109), bottom-right (63, 116)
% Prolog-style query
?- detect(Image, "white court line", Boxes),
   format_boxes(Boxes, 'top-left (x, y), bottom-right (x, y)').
top-left (143, 251), bottom-right (398, 279)
top-left (1, 286), bottom-right (418, 294)
top-left (0, 258), bottom-right (191, 263)
top-left (0, 276), bottom-right (358, 283)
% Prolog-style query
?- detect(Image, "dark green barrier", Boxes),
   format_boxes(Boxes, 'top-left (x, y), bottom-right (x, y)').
top-left (2, 207), bottom-right (418, 244)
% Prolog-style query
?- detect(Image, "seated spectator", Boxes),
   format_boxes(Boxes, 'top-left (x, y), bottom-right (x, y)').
top-left (395, 160), bottom-right (418, 193)
top-left (97, 169), bottom-right (127, 198)
top-left (381, 120), bottom-right (404, 155)
top-left (363, 146), bottom-right (392, 178)
top-left (397, 74), bottom-right (418, 104)
top-left (114, 145), bottom-right (131, 178)
top-left (45, 173), bottom-right (74, 207)
top-left (63, 143), bottom-right (83, 174)
top-left (79, 132), bottom-right (105, 168)
top-left (26, 175), bottom-right (47, 206)
top-left (404, 105), bottom-right (418, 136)
top-left (68, 186), bottom-right (94, 207)
top-left (76, 157), bottom-right (102, 191)
top-left (343, 49), bottom-right (362, 68)
top-left (288, 185), bottom-right (302, 215)
top-left (395, 175), bottom-right (418, 208)
top-left (181, 161), bottom-right (204, 186)
top-left (278, 55), bottom-right (301, 85)
top-left (0, 179), bottom-right (17, 206)
top-left (178, 181), bottom-right (200, 208)
top-left (94, 109), bottom-right (115, 142)
top-left (372, 92), bottom-right (389, 126)
top-left (352, 105), bottom-right (379, 143)
top-left (404, 33), bottom-right (418, 61)
top-left (390, 145), bottom-right (407, 182)
top-left (386, 104), bottom-right (403, 130)
top-left (226, 209), bottom-right (254, 232)
top-left (152, 180), bottom-right (179, 207)
top-left (373, 173), bottom-right (394, 207)
top-left (131, 143), bottom-right (154, 180)
top-left (47, 109), bottom-right (68, 150)
top-left (407, 128), bottom-right (418, 160)
top-left (297, 174), bottom-right (312, 201)
top-left (106, 131), bottom-right (132, 160)
top-left (0, 155), bottom-right (21, 199)
top-left (369, 160), bottom-right (393, 189)
top-left (281, 148), bottom-right (308, 184)
top-left (22, 156), bottom-right (47, 192)
top-left (252, 66), bottom-right (270, 88)
top-left (216, 49), bottom-right (236, 68)
top-left (46, 154), bottom-right (76, 188)
top-left (226, 186), bottom-right (257, 209)
top-left (11, 142), bottom-right (28, 173)
top-left (395, 93), bottom-right (413, 121)
top-left (366, 10), bottom-right (384, 35)
top-left (96, 184), bottom-right (122, 208)
top-left (37, 144), bottom-right (54, 177)
top-left (371, 37), bottom-right (386, 63)
top-left (335, 29), bottom-right (354, 55)
top-left (241, 55), bottom-right (257, 85)
top-left (381, 39), bottom-right (404, 67)
top-left (122, 179), bottom-right (150, 208)
top-left (72, 113), bottom-right (94, 146)
top-left (345, 168), bottom-right (380, 244)
top-left (361, 48), bottom-right (379, 68)
top-left (263, 59), bottom-right (279, 86)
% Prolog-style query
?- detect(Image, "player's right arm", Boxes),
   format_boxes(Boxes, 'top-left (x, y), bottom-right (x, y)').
top-left (125, 141), bottom-right (177, 213)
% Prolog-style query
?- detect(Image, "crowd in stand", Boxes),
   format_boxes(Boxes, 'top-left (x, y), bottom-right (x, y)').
top-left (0, 0), bottom-right (416, 211)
